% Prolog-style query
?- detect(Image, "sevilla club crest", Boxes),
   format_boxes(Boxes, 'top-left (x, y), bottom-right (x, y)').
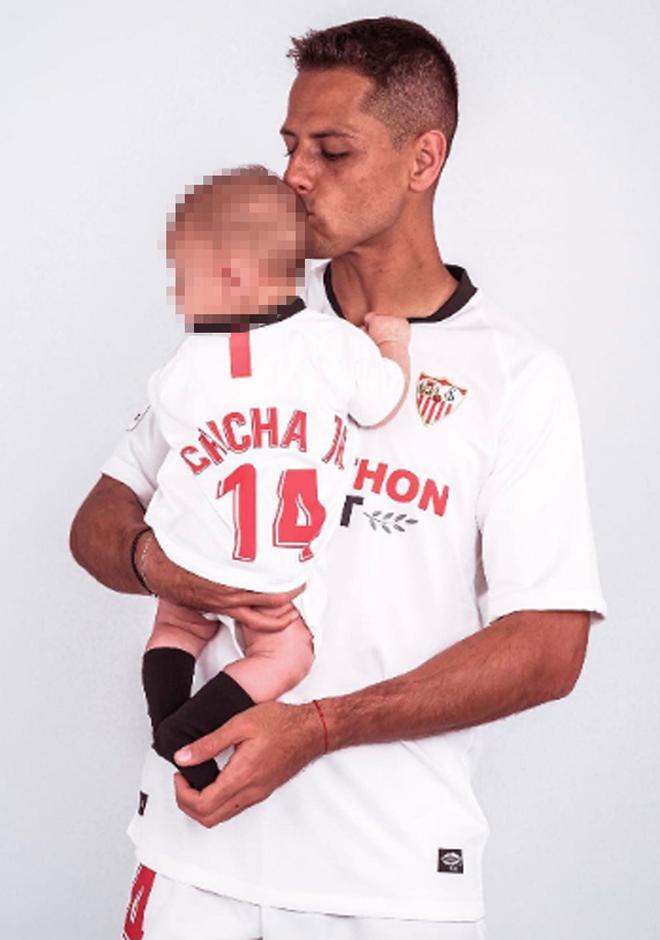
top-left (416, 373), bottom-right (468, 426)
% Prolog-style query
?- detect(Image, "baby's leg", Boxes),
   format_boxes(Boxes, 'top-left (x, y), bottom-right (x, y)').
top-left (225, 614), bottom-right (314, 702)
top-left (142, 599), bottom-right (219, 738)
top-left (152, 614), bottom-right (314, 792)
top-left (146, 598), bottom-right (220, 657)
top-left (148, 602), bottom-right (253, 791)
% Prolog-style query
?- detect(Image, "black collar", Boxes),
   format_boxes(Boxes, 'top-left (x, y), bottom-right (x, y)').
top-left (323, 263), bottom-right (477, 324)
top-left (190, 295), bottom-right (306, 333)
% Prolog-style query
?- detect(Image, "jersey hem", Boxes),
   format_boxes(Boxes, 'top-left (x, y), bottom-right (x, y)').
top-left (147, 527), bottom-right (311, 593)
top-left (101, 459), bottom-right (155, 508)
top-left (487, 591), bottom-right (607, 627)
top-left (128, 837), bottom-right (486, 923)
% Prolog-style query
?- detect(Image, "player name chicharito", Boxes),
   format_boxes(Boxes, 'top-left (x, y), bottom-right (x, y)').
top-left (180, 407), bottom-right (348, 475)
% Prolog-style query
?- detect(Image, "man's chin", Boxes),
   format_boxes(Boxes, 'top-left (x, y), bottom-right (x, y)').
top-left (306, 233), bottom-right (346, 261)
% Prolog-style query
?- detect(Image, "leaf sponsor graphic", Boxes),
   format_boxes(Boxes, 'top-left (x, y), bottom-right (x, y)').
top-left (363, 509), bottom-right (419, 534)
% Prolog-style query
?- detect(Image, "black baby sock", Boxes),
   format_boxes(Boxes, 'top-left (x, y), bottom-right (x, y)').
top-left (153, 670), bottom-right (255, 791)
top-left (142, 647), bottom-right (196, 734)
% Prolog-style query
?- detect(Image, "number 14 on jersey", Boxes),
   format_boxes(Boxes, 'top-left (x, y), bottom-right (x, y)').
top-left (217, 464), bottom-right (327, 563)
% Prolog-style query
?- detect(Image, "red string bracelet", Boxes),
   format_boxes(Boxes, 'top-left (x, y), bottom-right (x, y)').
top-left (312, 699), bottom-right (329, 754)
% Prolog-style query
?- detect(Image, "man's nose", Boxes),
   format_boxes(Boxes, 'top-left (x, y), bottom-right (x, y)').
top-left (284, 151), bottom-right (314, 196)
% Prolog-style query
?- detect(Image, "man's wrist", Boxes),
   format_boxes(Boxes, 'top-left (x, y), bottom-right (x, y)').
top-left (130, 527), bottom-right (155, 595)
top-left (300, 700), bottom-right (331, 759)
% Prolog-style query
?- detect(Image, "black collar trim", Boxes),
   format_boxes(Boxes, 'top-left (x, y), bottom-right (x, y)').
top-left (190, 295), bottom-right (306, 333)
top-left (322, 263), bottom-right (477, 324)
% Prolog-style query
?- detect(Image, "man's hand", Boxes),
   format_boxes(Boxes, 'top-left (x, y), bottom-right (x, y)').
top-left (138, 531), bottom-right (303, 632)
top-left (172, 701), bottom-right (324, 827)
top-left (69, 476), bottom-right (302, 630)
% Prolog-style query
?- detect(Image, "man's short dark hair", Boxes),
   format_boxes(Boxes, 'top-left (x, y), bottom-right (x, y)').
top-left (288, 17), bottom-right (459, 160)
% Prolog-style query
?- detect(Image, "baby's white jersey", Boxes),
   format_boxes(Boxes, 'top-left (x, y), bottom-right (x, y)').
top-left (144, 304), bottom-right (404, 593)
top-left (101, 263), bottom-right (607, 922)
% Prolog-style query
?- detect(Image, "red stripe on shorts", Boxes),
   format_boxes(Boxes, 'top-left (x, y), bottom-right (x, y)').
top-left (229, 331), bottom-right (252, 378)
top-left (122, 864), bottom-right (156, 940)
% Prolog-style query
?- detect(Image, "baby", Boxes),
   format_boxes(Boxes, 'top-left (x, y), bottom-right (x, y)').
top-left (140, 166), bottom-right (410, 789)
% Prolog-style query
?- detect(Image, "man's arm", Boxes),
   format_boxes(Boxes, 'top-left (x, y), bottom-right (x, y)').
top-left (172, 608), bottom-right (590, 827)
top-left (69, 474), bottom-right (154, 594)
top-left (69, 474), bottom-right (304, 630)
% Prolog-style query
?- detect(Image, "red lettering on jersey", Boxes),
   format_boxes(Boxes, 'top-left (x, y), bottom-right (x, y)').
top-left (353, 459), bottom-right (387, 494)
top-left (273, 468), bottom-right (326, 561)
top-left (386, 469), bottom-right (420, 503)
top-left (280, 410), bottom-right (307, 452)
top-left (218, 463), bottom-right (257, 560)
top-left (122, 864), bottom-right (156, 940)
top-left (207, 419), bottom-right (228, 450)
top-left (351, 458), bottom-right (450, 517)
top-left (321, 415), bottom-right (347, 468)
top-left (251, 407), bottom-right (278, 448)
top-left (333, 426), bottom-right (347, 469)
top-left (198, 429), bottom-right (226, 465)
top-left (180, 445), bottom-right (210, 474)
top-left (222, 412), bottom-right (250, 453)
top-left (229, 330), bottom-right (252, 378)
top-left (419, 479), bottom-right (449, 516)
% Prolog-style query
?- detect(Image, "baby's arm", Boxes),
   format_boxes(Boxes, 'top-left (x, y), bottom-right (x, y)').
top-left (361, 313), bottom-right (411, 427)
top-left (146, 598), bottom-right (220, 659)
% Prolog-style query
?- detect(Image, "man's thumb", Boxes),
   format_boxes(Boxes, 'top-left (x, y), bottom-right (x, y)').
top-left (174, 716), bottom-right (244, 767)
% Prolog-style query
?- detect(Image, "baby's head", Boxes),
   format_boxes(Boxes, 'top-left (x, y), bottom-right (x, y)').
top-left (166, 166), bottom-right (307, 327)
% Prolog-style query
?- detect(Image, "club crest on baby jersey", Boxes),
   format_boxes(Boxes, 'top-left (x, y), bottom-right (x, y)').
top-left (416, 373), bottom-right (468, 426)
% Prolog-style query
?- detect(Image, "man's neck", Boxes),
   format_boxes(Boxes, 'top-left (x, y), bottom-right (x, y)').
top-left (327, 223), bottom-right (458, 326)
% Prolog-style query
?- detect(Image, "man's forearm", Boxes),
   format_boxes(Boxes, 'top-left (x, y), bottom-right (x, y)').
top-left (69, 474), bottom-right (149, 594)
top-left (317, 610), bottom-right (590, 752)
top-left (69, 474), bottom-right (306, 630)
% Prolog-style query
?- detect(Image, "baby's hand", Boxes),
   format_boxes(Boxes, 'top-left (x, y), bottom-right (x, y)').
top-left (363, 313), bottom-right (410, 347)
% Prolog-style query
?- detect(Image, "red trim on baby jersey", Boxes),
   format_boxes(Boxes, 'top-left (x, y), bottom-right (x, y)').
top-left (122, 864), bottom-right (156, 940)
top-left (229, 331), bottom-right (252, 378)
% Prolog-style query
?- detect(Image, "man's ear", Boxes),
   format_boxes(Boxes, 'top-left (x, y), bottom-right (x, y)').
top-left (409, 130), bottom-right (447, 193)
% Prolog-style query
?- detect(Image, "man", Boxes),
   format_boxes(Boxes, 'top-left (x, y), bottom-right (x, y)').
top-left (70, 17), bottom-right (606, 940)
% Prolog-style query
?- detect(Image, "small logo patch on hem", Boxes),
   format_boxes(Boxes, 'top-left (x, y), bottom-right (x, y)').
top-left (437, 848), bottom-right (464, 873)
top-left (138, 791), bottom-right (148, 816)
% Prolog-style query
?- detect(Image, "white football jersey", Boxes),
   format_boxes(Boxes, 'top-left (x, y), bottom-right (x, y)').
top-left (101, 263), bottom-right (606, 922)
top-left (143, 303), bottom-right (404, 593)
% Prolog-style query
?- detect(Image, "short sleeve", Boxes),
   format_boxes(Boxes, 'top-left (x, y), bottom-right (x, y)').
top-left (345, 325), bottom-right (405, 426)
top-left (100, 403), bottom-right (168, 508)
top-left (476, 350), bottom-right (607, 627)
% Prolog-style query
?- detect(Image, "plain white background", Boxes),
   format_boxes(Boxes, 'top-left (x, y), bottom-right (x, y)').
top-left (2, 1), bottom-right (658, 937)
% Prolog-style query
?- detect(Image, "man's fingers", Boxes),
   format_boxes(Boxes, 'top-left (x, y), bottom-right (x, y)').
top-left (228, 604), bottom-right (299, 632)
top-left (173, 767), bottom-right (241, 820)
top-left (260, 601), bottom-right (297, 617)
top-left (150, 547), bottom-right (305, 613)
top-left (217, 584), bottom-right (305, 610)
top-left (174, 772), bottom-right (265, 827)
top-left (174, 713), bottom-right (247, 768)
top-left (173, 743), bottom-right (254, 818)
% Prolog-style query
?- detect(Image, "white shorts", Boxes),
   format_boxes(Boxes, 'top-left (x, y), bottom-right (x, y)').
top-left (122, 865), bottom-right (487, 940)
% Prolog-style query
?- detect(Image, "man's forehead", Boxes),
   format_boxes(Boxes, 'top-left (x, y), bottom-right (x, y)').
top-left (282, 68), bottom-right (375, 134)
top-left (280, 125), bottom-right (359, 140)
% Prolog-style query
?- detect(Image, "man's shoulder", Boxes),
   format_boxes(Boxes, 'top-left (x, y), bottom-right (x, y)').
top-left (457, 287), bottom-right (566, 388)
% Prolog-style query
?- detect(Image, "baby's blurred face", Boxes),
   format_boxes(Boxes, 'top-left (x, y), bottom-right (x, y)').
top-left (169, 220), bottom-right (305, 324)
top-left (170, 235), bottom-right (235, 323)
